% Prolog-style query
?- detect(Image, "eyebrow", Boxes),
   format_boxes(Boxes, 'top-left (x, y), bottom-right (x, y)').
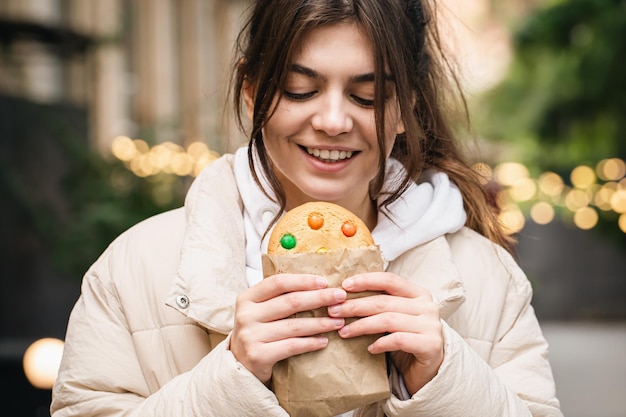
top-left (289, 63), bottom-right (395, 84)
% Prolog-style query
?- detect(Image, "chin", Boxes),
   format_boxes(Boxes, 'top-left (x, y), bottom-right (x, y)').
top-left (300, 188), bottom-right (353, 205)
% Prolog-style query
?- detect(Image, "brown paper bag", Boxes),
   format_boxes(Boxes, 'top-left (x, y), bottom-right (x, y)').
top-left (262, 246), bottom-right (390, 417)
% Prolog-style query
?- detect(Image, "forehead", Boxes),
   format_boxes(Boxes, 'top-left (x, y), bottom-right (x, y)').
top-left (293, 22), bottom-right (375, 69)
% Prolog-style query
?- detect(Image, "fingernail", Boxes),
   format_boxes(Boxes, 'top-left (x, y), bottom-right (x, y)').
top-left (333, 289), bottom-right (346, 301)
top-left (328, 305), bottom-right (340, 315)
top-left (342, 278), bottom-right (354, 290)
top-left (316, 277), bottom-right (328, 287)
top-left (338, 325), bottom-right (349, 337)
top-left (332, 318), bottom-right (344, 327)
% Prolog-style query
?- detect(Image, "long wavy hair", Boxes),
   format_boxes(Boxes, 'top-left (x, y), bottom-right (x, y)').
top-left (232, 0), bottom-right (512, 250)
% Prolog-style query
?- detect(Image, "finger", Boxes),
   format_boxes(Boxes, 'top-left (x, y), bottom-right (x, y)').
top-left (251, 336), bottom-right (331, 369)
top-left (256, 287), bottom-right (347, 322)
top-left (234, 336), bottom-right (330, 382)
top-left (259, 316), bottom-right (346, 342)
top-left (243, 274), bottom-right (329, 303)
top-left (369, 331), bottom-right (443, 358)
top-left (342, 272), bottom-right (431, 299)
top-left (329, 293), bottom-right (438, 318)
top-left (236, 287), bottom-right (347, 324)
top-left (337, 312), bottom-right (435, 338)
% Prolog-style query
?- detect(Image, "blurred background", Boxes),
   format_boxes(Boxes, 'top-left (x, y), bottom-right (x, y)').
top-left (0, 0), bottom-right (624, 416)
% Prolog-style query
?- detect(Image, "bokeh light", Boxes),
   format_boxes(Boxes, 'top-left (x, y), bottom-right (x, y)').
top-left (571, 165), bottom-right (596, 189)
top-left (494, 162), bottom-right (529, 186)
top-left (611, 189), bottom-right (626, 213)
top-left (112, 139), bottom-right (220, 179)
top-left (509, 177), bottom-right (537, 202)
top-left (499, 205), bottom-right (525, 234)
top-left (538, 172), bottom-right (564, 197)
top-left (573, 206), bottom-right (599, 230)
top-left (530, 202), bottom-right (555, 225)
top-left (597, 158), bottom-right (626, 181)
top-left (594, 183), bottom-right (617, 211)
top-left (111, 135), bottom-right (136, 161)
top-left (23, 338), bottom-right (65, 390)
top-left (565, 188), bottom-right (591, 212)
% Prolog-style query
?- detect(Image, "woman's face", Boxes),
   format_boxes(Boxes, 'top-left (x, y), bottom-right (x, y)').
top-left (247, 22), bottom-right (403, 215)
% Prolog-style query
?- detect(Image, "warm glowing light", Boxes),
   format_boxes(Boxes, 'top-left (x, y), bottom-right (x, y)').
top-left (23, 338), bottom-right (64, 389)
top-left (472, 162), bottom-right (493, 185)
top-left (171, 153), bottom-right (194, 176)
top-left (597, 158), bottom-right (626, 181)
top-left (111, 136), bottom-right (136, 161)
top-left (573, 207), bottom-right (598, 230)
top-left (570, 165), bottom-right (596, 189)
top-left (129, 156), bottom-right (149, 177)
top-left (133, 139), bottom-right (150, 155)
top-left (619, 214), bottom-right (626, 233)
top-left (530, 202), bottom-right (555, 225)
top-left (538, 172), bottom-right (564, 197)
top-left (509, 178), bottom-right (537, 202)
top-left (499, 205), bottom-right (525, 234)
top-left (187, 142), bottom-right (209, 160)
top-left (565, 189), bottom-right (591, 212)
top-left (112, 137), bottom-right (220, 178)
top-left (611, 189), bottom-right (626, 213)
top-left (140, 154), bottom-right (158, 176)
top-left (494, 162), bottom-right (530, 186)
top-left (149, 144), bottom-right (173, 170)
top-left (594, 183), bottom-right (617, 211)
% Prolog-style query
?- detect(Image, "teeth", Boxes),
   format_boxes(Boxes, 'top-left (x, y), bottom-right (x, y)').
top-left (306, 147), bottom-right (353, 162)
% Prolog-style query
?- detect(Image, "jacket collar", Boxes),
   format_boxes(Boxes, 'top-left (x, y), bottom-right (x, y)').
top-left (166, 154), bottom-right (248, 334)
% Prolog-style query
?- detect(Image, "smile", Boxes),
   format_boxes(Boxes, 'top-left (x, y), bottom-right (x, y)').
top-left (305, 147), bottom-right (354, 162)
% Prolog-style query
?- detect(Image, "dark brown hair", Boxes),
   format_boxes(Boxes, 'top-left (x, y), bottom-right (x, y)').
top-left (232, 0), bottom-right (512, 250)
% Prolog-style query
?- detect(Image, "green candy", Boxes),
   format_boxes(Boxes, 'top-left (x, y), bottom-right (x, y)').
top-left (280, 233), bottom-right (297, 250)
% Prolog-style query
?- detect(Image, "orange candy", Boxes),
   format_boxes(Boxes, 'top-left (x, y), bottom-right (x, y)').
top-left (308, 212), bottom-right (324, 230)
top-left (341, 221), bottom-right (357, 237)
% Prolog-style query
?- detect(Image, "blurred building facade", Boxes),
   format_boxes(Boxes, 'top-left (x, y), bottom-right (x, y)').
top-left (0, 0), bottom-right (249, 157)
top-left (0, 0), bottom-right (544, 156)
top-left (0, 2), bottom-right (248, 416)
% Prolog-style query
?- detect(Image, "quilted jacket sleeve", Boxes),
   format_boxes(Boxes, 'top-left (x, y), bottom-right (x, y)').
top-left (50, 246), bottom-right (288, 417)
top-left (380, 250), bottom-right (563, 417)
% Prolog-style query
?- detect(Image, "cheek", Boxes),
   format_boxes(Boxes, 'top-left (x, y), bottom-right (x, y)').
top-left (263, 105), bottom-right (304, 143)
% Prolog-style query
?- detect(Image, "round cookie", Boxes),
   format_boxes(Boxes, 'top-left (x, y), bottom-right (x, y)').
top-left (267, 202), bottom-right (375, 255)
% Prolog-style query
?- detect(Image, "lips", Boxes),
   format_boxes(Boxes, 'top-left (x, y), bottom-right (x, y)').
top-left (305, 147), bottom-right (354, 163)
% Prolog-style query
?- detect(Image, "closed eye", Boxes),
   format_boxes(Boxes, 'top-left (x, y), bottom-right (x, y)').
top-left (283, 90), bottom-right (316, 101)
top-left (351, 95), bottom-right (374, 108)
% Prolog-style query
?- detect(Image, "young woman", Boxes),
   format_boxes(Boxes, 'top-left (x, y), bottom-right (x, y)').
top-left (51, 1), bottom-right (563, 416)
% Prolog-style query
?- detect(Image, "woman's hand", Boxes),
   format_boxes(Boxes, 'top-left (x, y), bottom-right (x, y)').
top-left (230, 274), bottom-right (347, 384)
top-left (328, 272), bottom-right (444, 395)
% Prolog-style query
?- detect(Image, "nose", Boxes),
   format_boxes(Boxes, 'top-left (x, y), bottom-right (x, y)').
top-left (311, 92), bottom-right (353, 136)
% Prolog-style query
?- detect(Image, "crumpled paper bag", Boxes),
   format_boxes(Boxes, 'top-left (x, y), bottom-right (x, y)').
top-left (262, 246), bottom-right (390, 417)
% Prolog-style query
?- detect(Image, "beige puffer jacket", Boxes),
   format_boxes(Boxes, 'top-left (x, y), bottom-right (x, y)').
top-left (51, 154), bottom-right (562, 417)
